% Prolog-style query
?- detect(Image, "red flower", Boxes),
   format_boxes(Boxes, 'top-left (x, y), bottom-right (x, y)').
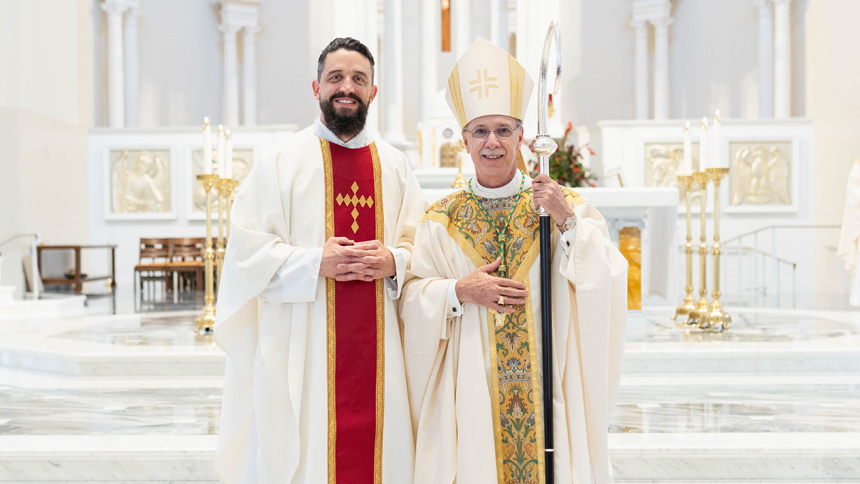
top-left (573, 167), bottom-right (580, 173)
top-left (590, 183), bottom-right (596, 187)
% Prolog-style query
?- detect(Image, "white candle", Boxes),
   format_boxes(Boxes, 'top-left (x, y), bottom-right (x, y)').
top-left (683, 122), bottom-right (692, 175)
top-left (217, 125), bottom-right (226, 177)
top-left (225, 130), bottom-right (233, 179)
top-left (203, 117), bottom-right (212, 174)
top-left (712, 109), bottom-right (722, 168)
top-left (699, 117), bottom-right (709, 170)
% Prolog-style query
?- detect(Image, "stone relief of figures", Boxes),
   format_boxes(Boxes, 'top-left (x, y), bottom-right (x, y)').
top-left (730, 142), bottom-right (791, 206)
top-left (644, 143), bottom-right (702, 202)
top-left (110, 150), bottom-right (171, 213)
top-left (191, 149), bottom-right (254, 214)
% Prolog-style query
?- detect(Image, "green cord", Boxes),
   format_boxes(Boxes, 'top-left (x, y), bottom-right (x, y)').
top-left (467, 170), bottom-right (526, 278)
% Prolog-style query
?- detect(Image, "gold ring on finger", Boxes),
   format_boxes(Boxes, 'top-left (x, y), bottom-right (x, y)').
top-left (498, 296), bottom-right (505, 306)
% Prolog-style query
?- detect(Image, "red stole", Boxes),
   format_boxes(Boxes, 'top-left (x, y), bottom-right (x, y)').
top-left (320, 138), bottom-right (385, 484)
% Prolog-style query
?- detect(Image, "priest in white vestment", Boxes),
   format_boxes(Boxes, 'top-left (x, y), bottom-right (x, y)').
top-left (214, 38), bottom-right (426, 484)
top-left (401, 38), bottom-right (628, 484)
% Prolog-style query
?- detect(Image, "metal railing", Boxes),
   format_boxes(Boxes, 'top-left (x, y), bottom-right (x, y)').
top-left (0, 233), bottom-right (41, 300)
top-left (721, 224), bottom-right (841, 307)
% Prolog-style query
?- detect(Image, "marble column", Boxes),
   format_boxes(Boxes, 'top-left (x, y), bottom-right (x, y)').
top-left (420, 0), bottom-right (437, 123)
top-left (755, 0), bottom-right (774, 118)
top-left (242, 27), bottom-right (260, 126)
top-left (123, 3), bottom-right (139, 127)
top-left (632, 19), bottom-right (649, 120)
top-left (221, 23), bottom-right (241, 127)
top-left (652, 17), bottom-right (672, 120)
top-left (773, 0), bottom-right (792, 118)
top-left (102, 0), bottom-right (128, 128)
top-left (490, 0), bottom-right (500, 46)
top-left (383, 0), bottom-right (408, 145)
top-left (455, 0), bottom-right (471, 57)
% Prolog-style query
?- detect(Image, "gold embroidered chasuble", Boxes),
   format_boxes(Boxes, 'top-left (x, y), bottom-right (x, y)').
top-left (422, 187), bottom-right (583, 484)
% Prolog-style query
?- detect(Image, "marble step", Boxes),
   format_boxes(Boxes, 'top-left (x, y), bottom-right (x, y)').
top-left (623, 308), bottom-right (860, 374)
top-left (0, 313), bottom-right (225, 377)
top-left (0, 344), bottom-right (225, 377)
top-left (611, 433), bottom-right (860, 482)
top-left (0, 435), bottom-right (218, 483)
top-left (1, 434), bottom-right (857, 483)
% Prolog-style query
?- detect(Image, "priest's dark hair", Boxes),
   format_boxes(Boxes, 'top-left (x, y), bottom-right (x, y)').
top-left (317, 37), bottom-right (375, 84)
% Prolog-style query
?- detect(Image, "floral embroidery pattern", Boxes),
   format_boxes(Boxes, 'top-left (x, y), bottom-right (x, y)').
top-left (423, 186), bottom-right (584, 484)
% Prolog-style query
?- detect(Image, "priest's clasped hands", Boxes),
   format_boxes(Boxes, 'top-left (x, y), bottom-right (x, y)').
top-left (319, 237), bottom-right (396, 282)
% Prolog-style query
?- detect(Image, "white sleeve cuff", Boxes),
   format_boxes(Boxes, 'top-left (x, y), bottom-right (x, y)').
top-left (257, 247), bottom-right (324, 304)
top-left (559, 226), bottom-right (576, 258)
top-left (384, 246), bottom-right (408, 300)
top-left (446, 280), bottom-right (465, 318)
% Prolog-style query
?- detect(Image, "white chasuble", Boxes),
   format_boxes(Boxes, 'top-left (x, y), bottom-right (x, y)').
top-left (214, 125), bottom-right (426, 484)
top-left (401, 181), bottom-right (628, 484)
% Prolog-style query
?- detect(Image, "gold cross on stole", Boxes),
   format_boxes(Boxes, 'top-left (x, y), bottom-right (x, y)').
top-left (336, 181), bottom-right (374, 233)
top-left (469, 68), bottom-right (498, 99)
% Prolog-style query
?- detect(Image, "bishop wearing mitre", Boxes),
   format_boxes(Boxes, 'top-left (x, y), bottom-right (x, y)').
top-left (401, 38), bottom-right (628, 484)
top-left (214, 38), bottom-right (425, 483)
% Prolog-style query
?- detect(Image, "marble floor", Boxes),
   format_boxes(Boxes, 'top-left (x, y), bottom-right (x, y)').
top-left (0, 307), bottom-right (859, 482)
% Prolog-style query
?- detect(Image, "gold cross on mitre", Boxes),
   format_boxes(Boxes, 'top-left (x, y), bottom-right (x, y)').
top-left (469, 68), bottom-right (498, 99)
top-left (336, 181), bottom-right (373, 233)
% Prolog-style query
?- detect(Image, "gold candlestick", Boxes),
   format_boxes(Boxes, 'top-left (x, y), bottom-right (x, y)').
top-left (195, 174), bottom-right (220, 335)
top-left (215, 178), bottom-right (230, 287)
top-left (706, 167), bottom-right (731, 332)
top-left (688, 171), bottom-right (711, 327)
top-left (222, 178), bottom-right (240, 241)
top-left (674, 174), bottom-right (697, 323)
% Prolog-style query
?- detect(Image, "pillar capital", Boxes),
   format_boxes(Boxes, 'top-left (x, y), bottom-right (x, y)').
top-left (101, 0), bottom-right (132, 15)
top-left (631, 0), bottom-right (672, 24)
top-left (220, 0), bottom-right (263, 31)
top-left (649, 16), bottom-right (674, 30)
top-left (630, 18), bottom-right (648, 32)
top-left (771, 0), bottom-right (793, 6)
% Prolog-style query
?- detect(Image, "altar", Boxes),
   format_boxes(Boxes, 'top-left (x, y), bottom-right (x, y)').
top-left (420, 183), bottom-right (679, 308)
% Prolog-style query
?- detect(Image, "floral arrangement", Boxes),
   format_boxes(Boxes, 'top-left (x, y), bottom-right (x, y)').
top-left (528, 122), bottom-right (597, 188)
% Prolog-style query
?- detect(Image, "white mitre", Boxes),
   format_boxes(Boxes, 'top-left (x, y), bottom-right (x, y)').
top-left (445, 38), bottom-right (535, 128)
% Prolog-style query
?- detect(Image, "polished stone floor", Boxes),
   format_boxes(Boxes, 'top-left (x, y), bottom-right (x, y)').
top-left (0, 306), bottom-right (858, 482)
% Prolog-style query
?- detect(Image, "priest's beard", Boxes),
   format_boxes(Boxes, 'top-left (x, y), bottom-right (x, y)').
top-left (320, 92), bottom-right (369, 139)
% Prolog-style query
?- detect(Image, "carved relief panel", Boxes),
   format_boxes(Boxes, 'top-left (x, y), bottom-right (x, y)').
top-left (728, 142), bottom-right (792, 207)
top-left (643, 142), bottom-right (702, 202)
top-left (108, 149), bottom-right (172, 215)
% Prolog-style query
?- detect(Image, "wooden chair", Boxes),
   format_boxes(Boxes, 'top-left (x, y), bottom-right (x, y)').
top-left (169, 238), bottom-right (205, 293)
top-left (134, 238), bottom-right (172, 309)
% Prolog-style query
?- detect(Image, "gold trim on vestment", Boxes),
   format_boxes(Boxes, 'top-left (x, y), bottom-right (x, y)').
top-left (320, 138), bottom-right (337, 484)
top-left (424, 189), bottom-right (545, 483)
top-left (523, 281), bottom-right (547, 482)
top-left (508, 55), bottom-right (525, 120)
top-left (370, 142), bottom-right (386, 484)
top-left (448, 64), bottom-right (468, 128)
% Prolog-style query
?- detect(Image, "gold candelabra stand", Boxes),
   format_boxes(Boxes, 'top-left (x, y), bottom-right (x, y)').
top-left (195, 174), bottom-right (220, 335)
top-left (687, 171), bottom-right (711, 327)
top-left (215, 178), bottom-right (240, 287)
top-left (705, 167), bottom-right (731, 332)
top-left (674, 174), bottom-right (697, 323)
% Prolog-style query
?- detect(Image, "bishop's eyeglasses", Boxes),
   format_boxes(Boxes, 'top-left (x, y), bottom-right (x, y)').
top-left (462, 125), bottom-right (522, 140)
